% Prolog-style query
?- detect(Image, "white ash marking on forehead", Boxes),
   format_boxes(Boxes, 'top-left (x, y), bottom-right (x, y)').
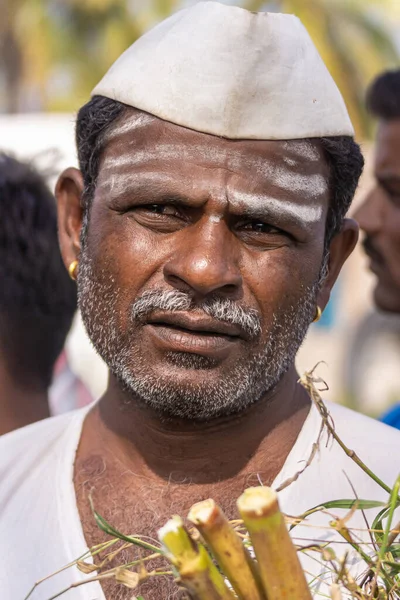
top-left (230, 191), bottom-right (324, 224)
top-left (103, 111), bottom-right (156, 144)
top-left (282, 140), bottom-right (321, 162)
top-left (97, 170), bottom-right (174, 198)
top-left (282, 156), bottom-right (297, 167)
top-left (101, 152), bottom-right (147, 173)
top-left (100, 147), bottom-right (174, 173)
top-left (98, 124), bottom-right (328, 205)
top-left (270, 166), bottom-right (328, 199)
top-left (100, 156), bottom-right (327, 199)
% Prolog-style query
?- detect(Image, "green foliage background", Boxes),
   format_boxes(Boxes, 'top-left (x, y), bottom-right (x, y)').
top-left (0, 0), bottom-right (399, 137)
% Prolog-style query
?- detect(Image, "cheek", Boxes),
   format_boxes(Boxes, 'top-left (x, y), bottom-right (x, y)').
top-left (87, 208), bottom-right (169, 290)
top-left (243, 245), bottom-right (321, 316)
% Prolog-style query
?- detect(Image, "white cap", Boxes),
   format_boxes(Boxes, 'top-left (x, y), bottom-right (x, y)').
top-left (92, 1), bottom-right (354, 140)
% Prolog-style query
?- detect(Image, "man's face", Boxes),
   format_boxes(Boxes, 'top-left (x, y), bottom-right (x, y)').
top-left (72, 110), bottom-right (334, 420)
top-left (355, 119), bottom-right (400, 313)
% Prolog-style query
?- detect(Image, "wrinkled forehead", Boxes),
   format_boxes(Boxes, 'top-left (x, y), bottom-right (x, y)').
top-left (99, 107), bottom-right (330, 190)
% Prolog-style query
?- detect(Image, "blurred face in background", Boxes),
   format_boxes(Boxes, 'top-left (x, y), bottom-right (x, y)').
top-left (355, 119), bottom-right (400, 313)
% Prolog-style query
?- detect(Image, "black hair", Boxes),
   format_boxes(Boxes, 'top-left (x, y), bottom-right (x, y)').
top-left (76, 95), bottom-right (364, 248)
top-left (0, 154), bottom-right (77, 389)
top-left (366, 69), bottom-right (400, 120)
top-left (319, 136), bottom-right (364, 246)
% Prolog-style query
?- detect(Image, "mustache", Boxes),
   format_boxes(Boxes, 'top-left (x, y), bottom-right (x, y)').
top-left (131, 289), bottom-right (262, 339)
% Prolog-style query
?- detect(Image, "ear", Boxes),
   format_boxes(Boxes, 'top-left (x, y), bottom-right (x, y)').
top-left (55, 167), bottom-right (85, 271)
top-left (317, 218), bottom-right (359, 309)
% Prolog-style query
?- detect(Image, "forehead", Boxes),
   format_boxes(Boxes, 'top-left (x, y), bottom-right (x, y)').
top-left (98, 108), bottom-right (330, 195)
top-left (375, 119), bottom-right (400, 174)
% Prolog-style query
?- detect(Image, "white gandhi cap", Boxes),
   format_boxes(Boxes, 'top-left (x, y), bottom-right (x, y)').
top-left (92, 1), bottom-right (354, 140)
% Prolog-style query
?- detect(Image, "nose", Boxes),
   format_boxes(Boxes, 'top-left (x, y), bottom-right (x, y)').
top-left (354, 186), bottom-right (385, 235)
top-left (163, 220), bottom-right (242, 298)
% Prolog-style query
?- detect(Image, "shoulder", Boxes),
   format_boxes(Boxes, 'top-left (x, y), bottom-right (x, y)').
top-left (324, 400), bottom-right (400, 485)
top-left (326, 400), bottom-right (400, 443)
top-left (0, 408), bottom-right (80, 451)
top-left (0, 406), bottom-right (89, 483)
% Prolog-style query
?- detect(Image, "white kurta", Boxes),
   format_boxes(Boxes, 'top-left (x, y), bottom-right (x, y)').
top-left (1, 401), bottom-right (399, 599)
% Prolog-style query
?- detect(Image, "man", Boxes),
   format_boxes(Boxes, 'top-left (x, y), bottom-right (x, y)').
top-left (355, 70), bottom-right (400, 314)
top-left (1, 4), bottom-right (399, 599)
top-left (0, 153), bottom-right (80, 434)
top-left (354, 70), bottom-right (400, 428)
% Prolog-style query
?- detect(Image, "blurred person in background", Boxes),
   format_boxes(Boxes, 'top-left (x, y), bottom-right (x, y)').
top-left (0, 153), bottom-right (91, 435)
top-left (354, 69), bottom-right (400, 428)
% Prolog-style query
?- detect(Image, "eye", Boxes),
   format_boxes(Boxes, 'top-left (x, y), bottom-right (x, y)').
top-left (129, 203), bottom-right (185, 220)
top-left (126, 202), bottom-right (189, 233)
top-left (235, 219), bottom-right (294, 249)
top-left (144, 204), bottom-right (179, 216)
top-left (240, 221), bottom-right (283, 235)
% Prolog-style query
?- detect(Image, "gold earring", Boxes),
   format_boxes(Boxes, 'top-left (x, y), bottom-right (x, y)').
top-left (68, 260), bottom-right (78, 281)
top-left (313, 305), bottom-right (322, 323)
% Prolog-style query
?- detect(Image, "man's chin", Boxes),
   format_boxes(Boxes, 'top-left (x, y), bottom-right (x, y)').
top-left (164, 351), bottom-right (218, 370)
top-left (122, 357), bottom-right (229, 393)
top-left (110, 353), bottom-right (270, 421)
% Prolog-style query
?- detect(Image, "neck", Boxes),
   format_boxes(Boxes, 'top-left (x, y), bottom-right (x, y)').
top-left (83, 366), bottom-right (311, 485)
top-left (0, 360), bottom-right (49, 435)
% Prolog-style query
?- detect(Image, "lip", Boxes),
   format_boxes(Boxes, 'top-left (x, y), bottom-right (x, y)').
top-left (147, 312), bottom-right (244, 338)
top-left (144, 312), bottom-right (243, 358)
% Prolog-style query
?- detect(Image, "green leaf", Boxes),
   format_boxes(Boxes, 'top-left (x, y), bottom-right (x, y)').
top-left (88, 497), bottom-right (163, 554)
top-left (290, 498), bottom-right (386, 530)
top-left (381, 559), bottom-right (400, 574)
top-left (372, 505), bottom-right (391, 535)
top-left (387, 546), bottom-right (400, 558)
top-left (379, 475), bottom-right (400, 560)
top-left (93, 509), bottom-right (164, 554)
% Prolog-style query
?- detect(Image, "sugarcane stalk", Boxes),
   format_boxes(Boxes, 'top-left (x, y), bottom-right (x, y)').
top-left (158, 516), bottom-right (236, 600)
top-left (188, 499), bottom-right (266, 600)
top-left (159, 515), bottom-right (197, 561)
top-left (237, 486), bottom-right (312, 600)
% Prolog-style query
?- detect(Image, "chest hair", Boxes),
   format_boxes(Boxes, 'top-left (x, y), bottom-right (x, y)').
top-left (74, 454), bottom-right (267, 600)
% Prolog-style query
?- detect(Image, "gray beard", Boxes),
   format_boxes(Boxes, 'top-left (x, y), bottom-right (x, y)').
top-left (78, 251), bottom-right (321, 421)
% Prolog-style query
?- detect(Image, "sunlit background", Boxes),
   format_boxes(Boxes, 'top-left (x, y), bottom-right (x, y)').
top-left (1, 0), bottom-right (400, 416)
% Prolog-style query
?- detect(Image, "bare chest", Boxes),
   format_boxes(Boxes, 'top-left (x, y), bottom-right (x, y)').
top-left (74, 455), bottom-right (253, 600)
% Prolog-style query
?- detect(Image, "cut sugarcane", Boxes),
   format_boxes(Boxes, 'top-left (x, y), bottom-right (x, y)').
top-left (158, 515), bottom-right (197, 561)
top-left (237, 486), bottom-right (312, 600)
top-left (158, 516), bottom-right (236, 600)
top-left (188, 499), bottom-right (266, 600)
